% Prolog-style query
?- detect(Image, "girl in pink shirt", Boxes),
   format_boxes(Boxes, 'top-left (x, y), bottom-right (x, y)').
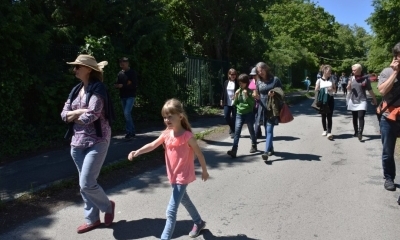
top-left (128, 98), bottom-right (209, 239)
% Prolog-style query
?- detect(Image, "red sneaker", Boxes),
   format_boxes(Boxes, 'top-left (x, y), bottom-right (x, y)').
top-left (104, 200), bottom-right (115, 226)
top-left (77, 220), bottom-right (101, 234)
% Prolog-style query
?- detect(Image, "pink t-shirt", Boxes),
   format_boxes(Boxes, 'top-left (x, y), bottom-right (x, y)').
top-left (248, 79), bottom-right (257, 91)
top-left (161, 130), bottom-right (196, 184)
top-left (248, 79), bottom-right (259, 108)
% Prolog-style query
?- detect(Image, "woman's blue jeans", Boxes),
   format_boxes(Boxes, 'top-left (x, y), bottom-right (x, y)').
top-left (71, 141), bottom-right (112, 224)
top-left (233, 112), bottom-right (256, 148)
top-left (264, 121), bottom-right (275, 153)
top-left (380, 117), bottom-right (399, 180)
top-left (121, 97), bottom-right (135, 135)
top-left (161, 184), bottom-right (202, 240)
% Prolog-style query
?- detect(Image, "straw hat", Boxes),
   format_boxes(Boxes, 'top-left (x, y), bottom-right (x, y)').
top-left (66, 54), bottom-right (108, 72)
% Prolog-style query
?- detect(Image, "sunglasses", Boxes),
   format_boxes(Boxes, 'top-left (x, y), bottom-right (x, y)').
top-left (73, 65), bottom-right (82, 70)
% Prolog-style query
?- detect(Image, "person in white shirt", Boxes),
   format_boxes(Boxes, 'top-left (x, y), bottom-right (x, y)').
top-left (315, 65), bottom-right (336, 140)
top-left (220, 69), bottom-right (239, 138)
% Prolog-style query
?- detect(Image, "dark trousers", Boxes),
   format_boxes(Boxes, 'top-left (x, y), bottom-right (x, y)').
top-left (352, 110), bottom-right (366, 133)
top-left (380, 117), bottom-right (400, 180)
top-left (321, 97), bottom-right (334, 133)
top-left (224, 105), bottom-right (236, 134)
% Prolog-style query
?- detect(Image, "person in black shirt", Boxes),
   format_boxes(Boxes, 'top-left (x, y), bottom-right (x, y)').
top-left (115, 57), bottom-right (138, 139)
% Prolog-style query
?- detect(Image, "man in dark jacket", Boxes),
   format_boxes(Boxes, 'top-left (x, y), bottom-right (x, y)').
top-left (115, 57), bottom-right (138, 139)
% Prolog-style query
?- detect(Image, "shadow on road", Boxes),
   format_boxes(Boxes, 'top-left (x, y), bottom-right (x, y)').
top-left (360, 134), bottom-right (381, 142)
top-left (332, 133), bottom-right (354, 140)
top-left (202, 230), bottom-right (259, 239)
top-left (265, 152), bottom-right (322, 165)
top-left (112, 218), bottom-right (258, 239)
top-left (273, 136), bottom-right (300, 141)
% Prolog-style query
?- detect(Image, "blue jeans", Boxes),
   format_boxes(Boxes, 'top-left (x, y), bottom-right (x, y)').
top-left (71, 141), bottom-right (112, 224)
top-left (265, 120), bottom-right (275, 153)
top-left (233, 112), bottom-right (256, 148)
top-left (223, 105), bottom-right (236, 134)
top-left (161, 184), bottom-right (202, 240)
top-left (121, 97), bottom-right (135, 135)
top-left (380, 117), bottom-right (399, 180)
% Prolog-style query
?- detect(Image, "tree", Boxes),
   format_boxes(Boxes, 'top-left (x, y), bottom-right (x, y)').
top-left (366, 0), bottom-right (400, 72)
top-left (368, 0), bottom-right (400, 52)
top-left (334, 24), bottom-right (372, 73)
top-left (261, 1), bottom-right (336, 84)
top-left (161, 0), bottom-right (270, 61)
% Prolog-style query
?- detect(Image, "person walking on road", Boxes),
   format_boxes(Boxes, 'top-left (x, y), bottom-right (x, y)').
top-left (315, 65), bottom-right (336, 140)
top-left (128, 98), bottom-right (209, 239)
top-left (61, 54), bottom-right (115, 234)
top-left (347, 63), bottom-right (377, 141)
top-left (340, 72), bottom-right (348, 95)
top-left (254, 62), bottom-right (283, 160)
top-left (248, 67), bottom-right (262, 138)
top-left (332, 72), bottom-right (338, 94)
top-left (115, 57), bottom-right (138, 139)
top-left (377, 42), bottom-right (400, 191)
top-left (303, 76), bottom-right (311, 92)
top-left (227, 74), bottom-right (257, 158)
top-left (220, 68), bottom-right (239, 138)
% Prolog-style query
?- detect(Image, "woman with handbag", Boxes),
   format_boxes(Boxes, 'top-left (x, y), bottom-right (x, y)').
top-left (315, 65), bottom-right (336, 140)
top-left (253, 62), bottom-right (283, 161)
top-left (347, 63), bottom-right (377, 141)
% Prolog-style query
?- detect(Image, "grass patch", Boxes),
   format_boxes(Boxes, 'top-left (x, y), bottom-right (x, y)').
top-left (186, 106), bottom-right (222, 117)
top-left (305, 91), bottom-right (315, 98)
top-left (194, 126), bottom-right (225, 140)
top-left (286, 95), bottom-right (308, 105)
top-left (371, 82), bottom-right (382, 104)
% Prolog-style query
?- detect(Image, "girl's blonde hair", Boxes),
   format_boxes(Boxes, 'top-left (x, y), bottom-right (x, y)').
top-left (351, 63), bottom-right (362, 71)
top-left (161, 98), bottom-right (192, 132)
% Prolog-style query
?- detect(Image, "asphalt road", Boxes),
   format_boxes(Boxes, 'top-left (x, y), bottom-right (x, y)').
top-left (2, 95), bottom-right (400, 240)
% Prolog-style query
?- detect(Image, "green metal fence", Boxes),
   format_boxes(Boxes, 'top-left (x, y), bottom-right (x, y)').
top-left (172, 56), bottom-right (229, 107)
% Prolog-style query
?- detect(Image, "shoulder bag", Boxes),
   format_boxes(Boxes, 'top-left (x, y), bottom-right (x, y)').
top-left (376, 94), bottom-right (400, 122)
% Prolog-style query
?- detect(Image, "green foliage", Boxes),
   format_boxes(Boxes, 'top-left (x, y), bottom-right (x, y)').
top-left (161, 0), bottom-right (270, 61)
top-left (0, 0), bottom-right (52, 157)
top-left (368, 0), bottom-right (400, 52)
top-left (366, 0), bottom-right (400, 72)
top-left (79, 36), bottom-right (124, 130)
top-left (366, 40), bottom-right (392, 72)
top-left (263, 1), bottom-right (336, 64)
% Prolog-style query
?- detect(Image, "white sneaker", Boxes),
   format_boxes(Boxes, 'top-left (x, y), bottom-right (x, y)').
top-left (327, 133), bottom-right (333, 140)
top-left (322, 131), bottom-right (327, 136)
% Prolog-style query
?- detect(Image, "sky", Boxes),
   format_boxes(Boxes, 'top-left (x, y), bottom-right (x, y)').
top-left (315, 0), bottom-right (374, 33)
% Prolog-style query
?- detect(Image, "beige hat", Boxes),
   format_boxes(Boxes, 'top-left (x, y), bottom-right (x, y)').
top-left (66, 54), bottom-right (108, 72)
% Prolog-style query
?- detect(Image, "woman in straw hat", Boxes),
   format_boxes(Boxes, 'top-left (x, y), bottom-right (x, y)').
top-left (61, 54), bottom-right (115, 233)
